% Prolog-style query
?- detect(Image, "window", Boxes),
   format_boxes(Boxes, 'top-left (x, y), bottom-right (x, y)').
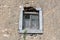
top-left (19, 7), bottom-right (43, 33)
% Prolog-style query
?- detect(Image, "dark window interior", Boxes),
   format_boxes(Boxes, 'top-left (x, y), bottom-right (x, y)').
top-left (23, 7), bottom-right (39, 30)
top-left (24, 14), bottom-right (30, 19)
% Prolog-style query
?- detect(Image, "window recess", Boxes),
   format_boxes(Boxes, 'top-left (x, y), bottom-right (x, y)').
top-left (19, 7), bottom-right (43, 33)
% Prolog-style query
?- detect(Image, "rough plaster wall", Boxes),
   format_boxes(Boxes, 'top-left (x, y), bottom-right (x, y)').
top-left (0, 0), bottom-right (60, 40)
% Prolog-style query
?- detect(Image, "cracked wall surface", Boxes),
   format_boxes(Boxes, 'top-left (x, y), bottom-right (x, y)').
top-left (0, 0), bottom-right (60, 40)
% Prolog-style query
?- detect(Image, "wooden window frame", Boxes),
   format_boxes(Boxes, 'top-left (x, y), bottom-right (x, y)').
top-left (19, 6), bottom-right (43, 33)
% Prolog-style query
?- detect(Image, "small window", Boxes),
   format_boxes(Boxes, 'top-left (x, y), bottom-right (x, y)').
top-left (19, 7), bottom-right (43, 33)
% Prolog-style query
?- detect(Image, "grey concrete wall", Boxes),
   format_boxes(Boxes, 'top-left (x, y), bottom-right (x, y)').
top-left (0, 0), bottom-right (60, 40)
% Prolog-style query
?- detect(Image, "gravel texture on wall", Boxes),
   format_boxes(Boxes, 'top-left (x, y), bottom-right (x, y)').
top-left (0, 0), bottom-right (60, 40)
